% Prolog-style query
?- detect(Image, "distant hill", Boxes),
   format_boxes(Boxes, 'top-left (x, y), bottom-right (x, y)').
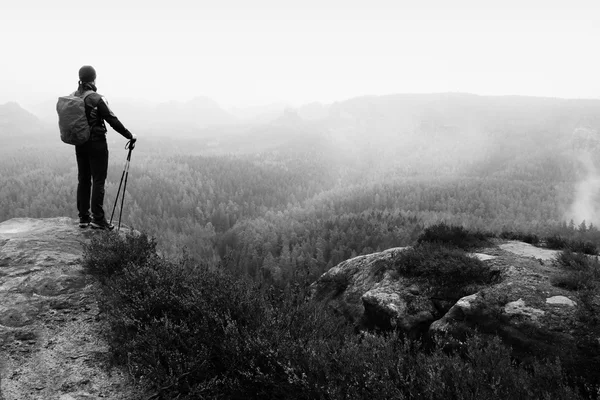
top-left (323, 93), bottom-right (600, 145)
top-left (152, 96), bottom-right (236, 133)
top-left (111, 96), bottom-right (238, 136)
top-left (126, 93), bottom-right (600, 168)
top-left (0, 102), bottom-right (47, 140)
top-left (25, 99), bottom-right (58, 125)
top-left (14, 92), bottom-right (600, 162)
top-left (227, 102), bottom-right (290, 123)
top-left (271, 93), bottom-right (600, 175)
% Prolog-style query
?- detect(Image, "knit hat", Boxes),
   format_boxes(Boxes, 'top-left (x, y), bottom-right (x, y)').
top-left (78, 65), bottom-right (97, 83)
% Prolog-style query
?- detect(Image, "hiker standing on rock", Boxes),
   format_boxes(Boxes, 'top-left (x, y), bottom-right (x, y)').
top-left (74, 65), bottom-right (137, 230)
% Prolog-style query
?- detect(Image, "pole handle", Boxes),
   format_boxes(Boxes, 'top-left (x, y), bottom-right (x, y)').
top-left (126, 139), bottom-right (136, 150)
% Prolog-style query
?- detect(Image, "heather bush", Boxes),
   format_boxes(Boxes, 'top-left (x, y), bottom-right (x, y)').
top-left (499, 230), bottom-right (540, 245)
top-left (546, 235), bottom-right (598, 255)
top-left (418, 222), bottom-right (491, 250)
top-left (569, 240), bottom-right (598, 255)
top-left (394, 243), bottom-right (500, 300)
top-left (551, 250), bottom-right (600, 291)
top-left (82, 232), bottom-right (590, 399)
top-left (82, 230), bottom-right (157, 280)
top-left (550, 249), bottom-right (600, 396)
top-left (546, 234), bottom-right (569, 250)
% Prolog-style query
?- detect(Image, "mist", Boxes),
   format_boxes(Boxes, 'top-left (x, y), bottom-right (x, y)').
top-left (566, 127), bottom-right (600, 226)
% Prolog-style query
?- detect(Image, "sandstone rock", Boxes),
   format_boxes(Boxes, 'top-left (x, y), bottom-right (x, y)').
top-left (362, 279), bottom-right (437, 333)
top-left (310, 247), bottom-right (409, 327)
top-left (470, 253), bottom-right (497, 261)
top-left (546, 295), bottom-right (577, 306)
top-left (429, 246), bottom-right (591, 370)
top-left (311, 246), bottom-right (465, 335)
top-left (504, 298), bottom-right (545, 321)
top-left (0, 217), bottom-right (141, 399)
top-left (498, 240), bottom-right (559, 261)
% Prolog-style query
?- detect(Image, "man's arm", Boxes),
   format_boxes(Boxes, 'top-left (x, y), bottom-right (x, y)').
top-left (97, 97), bottom-right (133, 140)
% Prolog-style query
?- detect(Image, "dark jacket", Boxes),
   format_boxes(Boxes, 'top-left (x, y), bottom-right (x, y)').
top-left (75, 83), bottom-right (133, 141)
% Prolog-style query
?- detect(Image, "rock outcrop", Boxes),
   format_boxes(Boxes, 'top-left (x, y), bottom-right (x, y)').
top-left (311, 247), bottom-right (446, 335)
top-left (0, 217), bottom-right (139, 400)
top-left (428, 241), bottom-right (599, 373)
top-left (312, 239), bottom-right (599, 377)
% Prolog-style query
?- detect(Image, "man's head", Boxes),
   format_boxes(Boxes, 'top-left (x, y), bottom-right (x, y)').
top-left (79, 65), bottom-right (97, 84)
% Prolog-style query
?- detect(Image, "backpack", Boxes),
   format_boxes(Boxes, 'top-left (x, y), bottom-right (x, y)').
top-left (56, 90), bottom-right (94, 145)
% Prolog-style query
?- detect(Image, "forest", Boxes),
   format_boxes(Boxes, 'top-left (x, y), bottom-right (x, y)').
top-left (3, 93), bottom-right (600, 283)
top-left (0, 129), bottom-right (597, 286)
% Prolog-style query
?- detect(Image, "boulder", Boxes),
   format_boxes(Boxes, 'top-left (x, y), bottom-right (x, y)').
top-left (428, 246), bottom-right (580, 343)
top-left (311, 247), bottom-right (453, 335)
top-left (311, 247), bottom-right (406, 325)
top-left (362, 281), bottom-right (438, 333)
top-left (497, 240), bottom-right (560, 261)
top-left (429, 242), bottom-right (599, 386)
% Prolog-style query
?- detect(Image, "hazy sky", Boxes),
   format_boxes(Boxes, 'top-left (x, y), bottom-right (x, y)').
top-left (2, 0), bottom-right (599, 108)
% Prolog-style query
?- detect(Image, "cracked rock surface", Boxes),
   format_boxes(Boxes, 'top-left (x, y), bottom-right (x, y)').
top-left (0, 217), bottom-right (141, 400)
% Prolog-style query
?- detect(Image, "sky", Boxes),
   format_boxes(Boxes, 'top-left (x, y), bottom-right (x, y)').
top-left (1, 0), bottom-right (599, 109)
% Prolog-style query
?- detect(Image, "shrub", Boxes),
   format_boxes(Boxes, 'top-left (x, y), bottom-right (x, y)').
top-left (312, 272), bottom-right (350, 300)
top-left (499, 230), bottom-right (541, 245)
top-left (550, 250), bottom-right (600, 396)
top-left (294, 332), bottom-right (583, 400)
top-left (546, 234), bottom-right (569, 250)
top-left (551, 250), bottom-right (600, 291)
top-left (418, 222), bottom-right (490, 250)
top-left (569, 240), bottom-right (599, 256)
top-left (545, 235), bottom-right (598, 256)
top-left (102, 260), bottom-right (270, 397)
top-left (394, 243), bottom-right (500, 301)
top-left (83, 232), bottom-right (593, 399)
top-left (82, 230), bottom-right (157, 280)
top-left (416, 335), bottom-right (582, 400)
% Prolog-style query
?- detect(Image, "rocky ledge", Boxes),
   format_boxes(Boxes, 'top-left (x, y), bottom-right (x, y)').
top-left (0, 218), bottom-right (139, 400)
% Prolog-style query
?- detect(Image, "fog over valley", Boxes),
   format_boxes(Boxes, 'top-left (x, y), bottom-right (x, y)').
top-left (3, 92), bottom-right (600, 233)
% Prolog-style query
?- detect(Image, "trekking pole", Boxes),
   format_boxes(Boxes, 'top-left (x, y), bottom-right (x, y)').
top-left (110, 139), bottom-right (135, 231)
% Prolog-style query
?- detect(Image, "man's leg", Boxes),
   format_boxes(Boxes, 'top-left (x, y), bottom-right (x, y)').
top-left (75, 144), bottom-right (92, 225)
top-left (89, 140), bottom-right (109, 223)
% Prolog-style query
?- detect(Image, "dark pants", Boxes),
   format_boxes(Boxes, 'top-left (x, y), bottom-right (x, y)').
top-left (76, 140), bottom-right (109, 221)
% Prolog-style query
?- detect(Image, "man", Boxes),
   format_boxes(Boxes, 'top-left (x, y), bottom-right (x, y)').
top-left (74, 65), bottom-right (137, 230)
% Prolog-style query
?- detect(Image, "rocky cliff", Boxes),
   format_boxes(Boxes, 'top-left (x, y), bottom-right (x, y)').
top-left (0, 218), bottom-right (139, 400)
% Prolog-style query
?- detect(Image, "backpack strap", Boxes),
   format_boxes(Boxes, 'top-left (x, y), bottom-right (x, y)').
top-left (81, 90), bottom-right (95, 100)
top-left (79, 90), bottom-right (97, 109)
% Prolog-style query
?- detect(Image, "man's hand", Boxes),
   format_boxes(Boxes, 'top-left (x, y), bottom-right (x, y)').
top-left (128, 133), bottom-right (137, 150)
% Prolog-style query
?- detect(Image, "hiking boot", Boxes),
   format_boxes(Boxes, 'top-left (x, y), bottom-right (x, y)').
top-left (91, 219), bottom-right (114, 231)
top-left (79, 216), bottom-right (91, 228)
